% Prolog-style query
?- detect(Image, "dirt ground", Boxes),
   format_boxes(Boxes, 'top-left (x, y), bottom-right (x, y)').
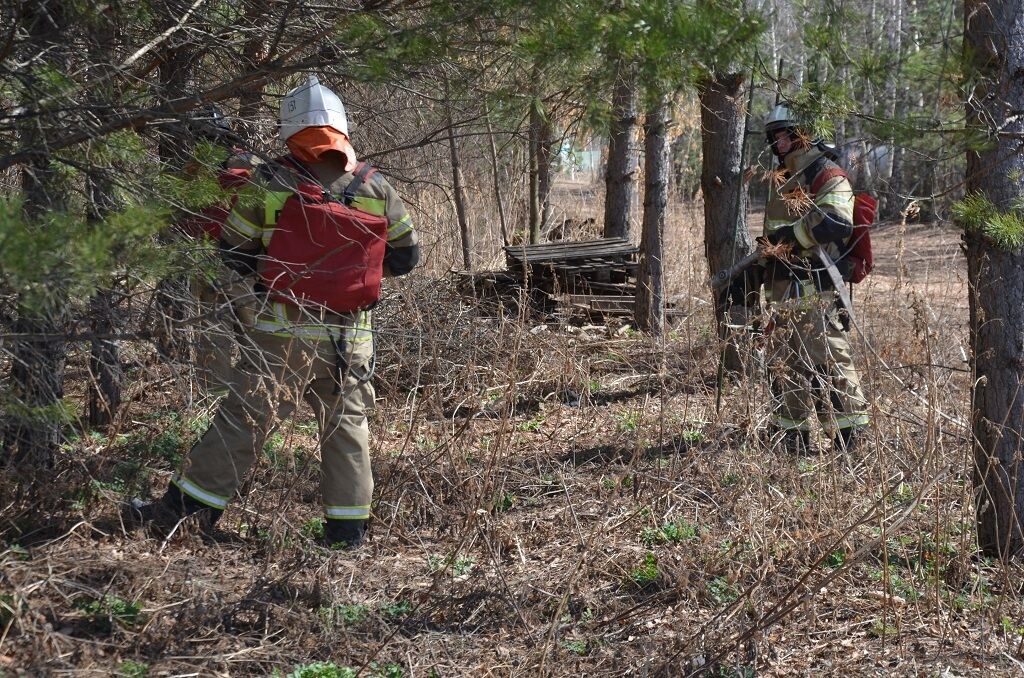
top-left (1, 191), bottom-right (1021, 677)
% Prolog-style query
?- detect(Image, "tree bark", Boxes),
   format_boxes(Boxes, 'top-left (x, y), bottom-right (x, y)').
top-left (4, 0), bottom-right (71, 469)
top-left (153, 27), bottom-right (195, 361)
top-left (603, 69), bottom-right (638, 240)
top-left (635, 95), bottom-right (669, 334)
top-left (699, 73), bottom-right (752, 290)
top-left (447, 107), bottom-right (473, 270)
top-left (963, 0), bottom-right (1024, 559)
top-left (86, 18), bottom-right (123, 429)
top-left (528, 97), bottom-right (554, 243)
top-left (485, 110), bottom-right (510, 247)
top-left (700, 73), bottom-right (753, 373)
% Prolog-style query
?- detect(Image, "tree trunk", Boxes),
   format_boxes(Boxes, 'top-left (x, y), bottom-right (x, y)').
top-left (700, 73), bottom-right (753, 374)
top-left (963, 0), bottom-right (1024, 559)
top-left (603, 69), bottom-right (638, 240)
top-left (88, 291), bottom-right (122, 428)
top-left (153, 36), bottom-right (195, 361)
top-left (699, 73), bottom-right (752, 290)
top-left (528, 97), bottom-right (554, 243)
top-left (528, 101), bottom-right (542, 244)
top-left (635, 95), bottom-right (669, 334)
top-left (86, 20), bottom-right (122, 430)
top-left (4, 0), bottom-right (71, 469)
top-left (485, 110), bottom-right (510, 246)
top-left (447, 107), bottom-right (473, 270)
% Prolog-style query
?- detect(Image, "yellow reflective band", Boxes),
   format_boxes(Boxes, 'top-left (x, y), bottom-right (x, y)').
top-left (774, 415), bottom-right (812, 431)
top-left (172, 475), bottom-right (230, 509)
top-left (828, 413), bottom-right (871, 430)
top-left (264, 191), bottom-right (291, 226)
top-left (225, 210), bottom-right (261, 238)
top-left (793, 220), bottom-right (816, 248)
top-left (324, 504), bottom-right (371, 520)
top-left (387, 214), bottom-right (414, 242)
top-left (350, 196), bottom-right (387, 217)
top-left (253, 307), bottom-right (373, 343)
top-left (816, 193), bottom-right (854, 209)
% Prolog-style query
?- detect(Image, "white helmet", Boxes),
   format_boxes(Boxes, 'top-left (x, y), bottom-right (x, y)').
top-left (764, 103), bottom-right (797, 135)
top-left (279, 75), bottom-right (348, 141)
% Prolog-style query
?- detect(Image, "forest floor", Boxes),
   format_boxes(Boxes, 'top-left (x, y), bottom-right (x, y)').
top-left (3, 188), bottom-right (1023, 677)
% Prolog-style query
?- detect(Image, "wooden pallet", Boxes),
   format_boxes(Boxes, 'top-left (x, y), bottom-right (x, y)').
top-left (453, 237), bottom-right (677, 319)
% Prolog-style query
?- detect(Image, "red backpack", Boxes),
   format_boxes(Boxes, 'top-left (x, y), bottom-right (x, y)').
top-left (808, 163), bottom-right (876, 283)
top-left (260, 158), bottom-right (389, 313)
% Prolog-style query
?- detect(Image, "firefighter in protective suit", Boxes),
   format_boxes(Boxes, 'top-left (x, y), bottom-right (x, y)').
top-left (130, 76), bottom-right (420, 547)
top-left (760, 103), bottom-right (869, 454)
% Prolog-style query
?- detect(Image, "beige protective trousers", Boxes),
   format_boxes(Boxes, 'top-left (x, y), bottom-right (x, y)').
top-left (766, 279), bottom-right (869, 433)
top-left (173, 328), bottom-right (375, 522)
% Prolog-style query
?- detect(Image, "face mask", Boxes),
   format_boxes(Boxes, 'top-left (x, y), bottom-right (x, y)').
top-left (286, 126), bottom-right (358, 170)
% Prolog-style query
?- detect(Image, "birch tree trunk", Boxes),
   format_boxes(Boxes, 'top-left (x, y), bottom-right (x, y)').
top-left (963, 0), bottom-right (1024, 559)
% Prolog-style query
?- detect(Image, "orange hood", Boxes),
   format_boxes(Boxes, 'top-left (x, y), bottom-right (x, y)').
top-left (286, 125), bottom-right (358, 170)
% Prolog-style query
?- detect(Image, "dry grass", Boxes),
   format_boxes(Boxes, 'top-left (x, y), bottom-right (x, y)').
top-left (2, 187), bottom-right (1022, 677)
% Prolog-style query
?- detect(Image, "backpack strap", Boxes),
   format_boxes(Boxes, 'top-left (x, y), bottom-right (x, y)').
top-left (341, 162), bottom-right (378, 206)
top-left (804, 157), bottom-right (848, 196)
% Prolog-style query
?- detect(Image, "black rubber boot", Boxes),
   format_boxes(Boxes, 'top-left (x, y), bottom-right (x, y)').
top-left (834, 426), bottom-right (860, 454)
top-left (323, 519), bottom-right (366, 550)
top-left (125, 484), bottom-right (223, 534)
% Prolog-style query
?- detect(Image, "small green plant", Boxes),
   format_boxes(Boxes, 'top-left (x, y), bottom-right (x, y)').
top-left (587, 378), bottom-right (602, 394)
top-left (453, 556), bottom-right (474, 576)
top-left (561, 639), bottom-right (589, 655)
top-left (707, 577), bottom-right (740, 605)
top-left (824, 550), bottom-right (846, 569)
top-left (117, 660), bottom-right (149, 677)
top-left (869, 620), bottom-right (898, 638)
top-left (492, 491), bottom-right (516, 513)
top-left (641, 519), bottom-right (699, 546)
top-left (518, 415), bottom-right (544, 432)
top-left (721, 473), bottom-right (740, 487)
top-left (287, 662), bottom-right (357, 678)
top-left (74, 595), bottom-right (142, 632)
top-left (151, 429), bottom-right (186, 463)
top-left (428, 553), bottom-right (475, 576)
top-left (601, 478), bottom-right (616, 490)
top-left (381, 599), bottom-right (413, 619)
top-left (295, 419), bottom-right (320, 436)
top-left (319, 603), bottom-right (370, 627)
top-left (1000, 616), bottom-right (1024, 637)
top-left (616, 411), bottom-right (641, 432)
top-left (370, 664), bottom-right (405, 678)
top-left (680, 428), bottom-right (704, 445)
top-left (263, 432), bottom-right (288, 465)
top-left (892, 481), bottom-right (916, 505)
top-left (301, 518), bottom-right (325, 540)
top-left (626, 552), bottom-right (660, 589)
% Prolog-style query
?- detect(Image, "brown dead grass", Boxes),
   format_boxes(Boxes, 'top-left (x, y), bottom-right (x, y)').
top-left (1, 188), bottom-right (1021, 677)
